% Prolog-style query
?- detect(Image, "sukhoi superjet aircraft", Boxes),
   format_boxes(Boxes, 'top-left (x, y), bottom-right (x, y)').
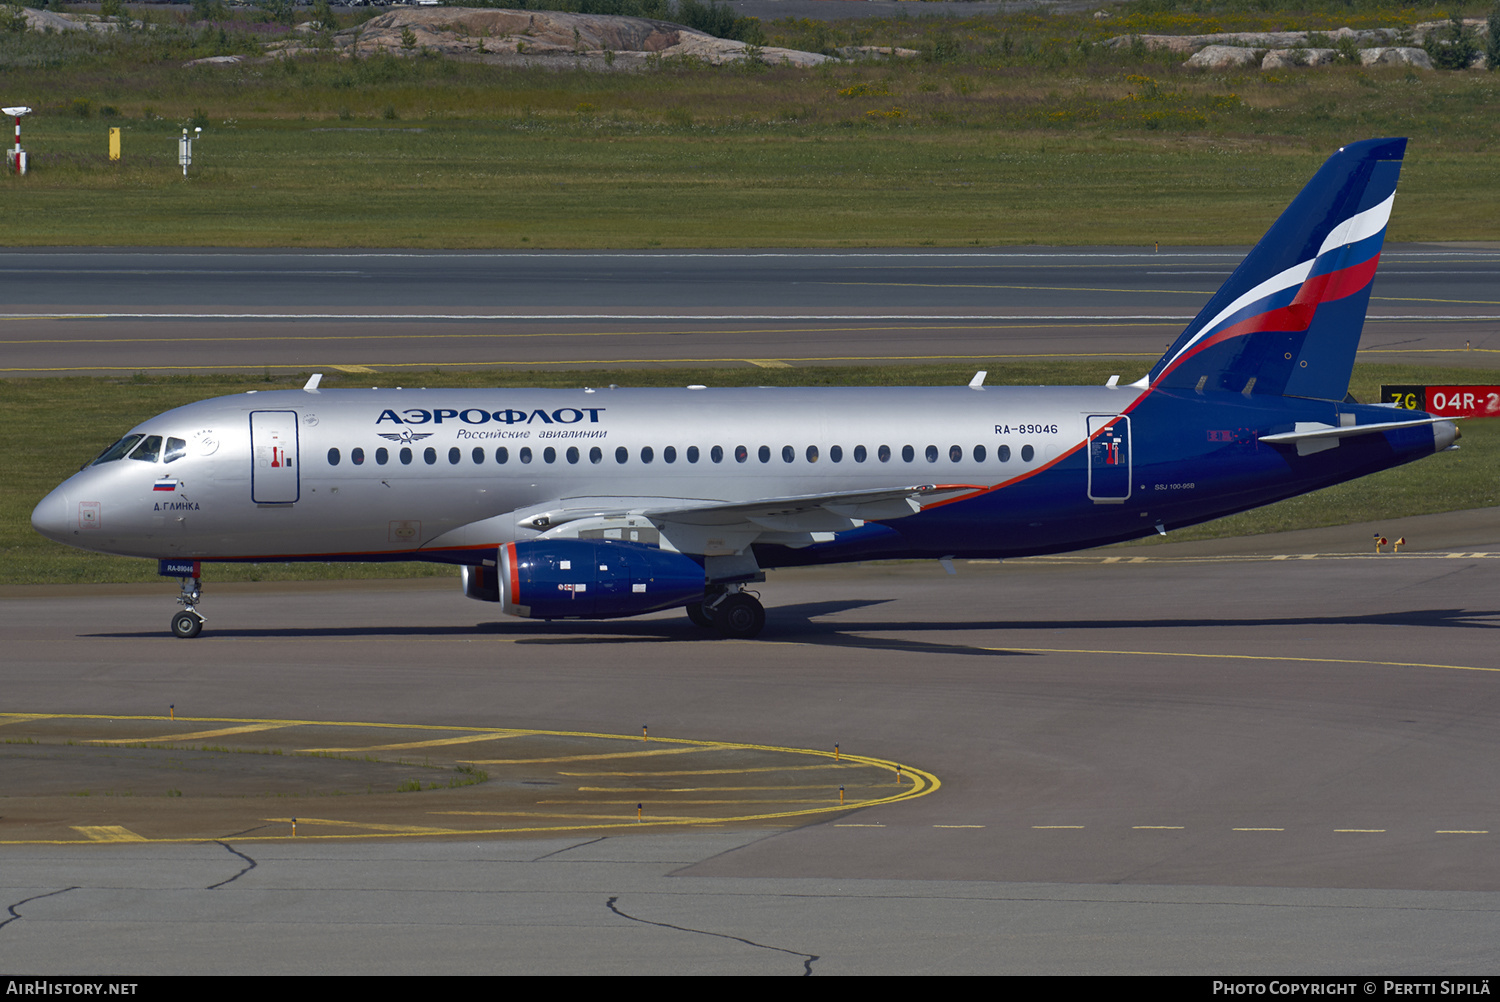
top-left (32, 138), bottom-right (1458, 639)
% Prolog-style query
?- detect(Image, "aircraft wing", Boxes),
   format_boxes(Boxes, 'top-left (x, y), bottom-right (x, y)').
top-left (499, 484), bottom-right (978, 558)
top-left (642, 483), bottom-right (969, 527)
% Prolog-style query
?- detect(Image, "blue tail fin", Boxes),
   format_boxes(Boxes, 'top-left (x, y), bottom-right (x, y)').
top-left (1148, 138), bottom-right (1406, 401)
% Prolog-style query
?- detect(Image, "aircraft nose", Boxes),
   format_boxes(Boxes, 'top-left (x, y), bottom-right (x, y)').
top-left (31, 487), bottom-right (72, 543)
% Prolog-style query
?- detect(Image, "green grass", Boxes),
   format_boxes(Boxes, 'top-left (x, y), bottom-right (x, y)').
top-left (9, 120), bottom-right (1499, 247)
top-left (2, 5), bottom-right (1498, 247)
top-left (3, 361), bottom-right (1495, 586)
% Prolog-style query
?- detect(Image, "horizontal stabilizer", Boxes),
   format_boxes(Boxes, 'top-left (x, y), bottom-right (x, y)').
top-left (1261, 417), bottom-right (1448, 456)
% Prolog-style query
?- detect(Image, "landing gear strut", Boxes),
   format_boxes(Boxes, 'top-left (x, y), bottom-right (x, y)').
top-left (171, 575), bottom-right (204, 639)
top-left (699, 587), bottom-right (765, 639)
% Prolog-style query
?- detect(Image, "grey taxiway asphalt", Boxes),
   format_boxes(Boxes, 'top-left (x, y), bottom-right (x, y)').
top-left (5, 245), bottom-right (1499, 376)
top-left (4, 509), bottom-right (1500, 974)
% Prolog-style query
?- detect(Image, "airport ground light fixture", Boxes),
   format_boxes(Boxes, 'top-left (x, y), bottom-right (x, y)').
top-left (3, 106), bottom-right (30, 175)
top-left (179, 125), bottom-right (201, 178)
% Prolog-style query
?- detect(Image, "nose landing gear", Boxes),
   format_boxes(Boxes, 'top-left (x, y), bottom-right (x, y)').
top-left (172, 607), bottom-right (203, 639)
top-left (160, 560), bottom-right (205, 638)
top-left (172, 575), bottom-right (204, 638)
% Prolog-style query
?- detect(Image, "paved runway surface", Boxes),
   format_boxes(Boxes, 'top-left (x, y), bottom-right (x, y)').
top-left (5, 246), bottom-right (1498, 376)
top-left (3, 509), bottom-right (1500, 973)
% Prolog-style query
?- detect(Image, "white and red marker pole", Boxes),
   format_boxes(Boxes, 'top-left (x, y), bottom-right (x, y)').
top-left (2, 106), bottom-right (31, 175)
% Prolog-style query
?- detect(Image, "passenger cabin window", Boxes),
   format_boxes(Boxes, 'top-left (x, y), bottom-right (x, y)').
top-left (567, 447), bottom-right (580, 465)
top-left (590, 447), bottom-right (602, 464)
top-left (1021, 445), bottom-right (1035, 462)
top-left (399, 448), bottom-right (412, 465)
top-left (471, 447), bottom-right (484, 464)
top-left (853, 445), bottom-right (867, 463)
top-left (164, 438), bottom-right (188, 464)
top-left (496, 447), bottom-right (509, 464)
top-left (520, 447), bottom-right (533, 464)
top-left (830, 445), bottom-right (842, 463)
top-left (353, 447), bottom-right (365, 465)
top-left (998, 445), bottom-right (1011, 462)
top-left (687, 446), bottom-right (700, 464)
top-left (641, 446), bottom-right (654, 464)
top-left (377, 448), bottom-right (390, 465)
top-left (901, 445), bottom-right (914, 463)
top-left (664, 446), bottom-right (676, 464)
top-left (449, 447), bottom-right (461, 465)
top-left (878, 445), bottom-right (891, 463)
top-left (327, 448), bottom-right (341, 466)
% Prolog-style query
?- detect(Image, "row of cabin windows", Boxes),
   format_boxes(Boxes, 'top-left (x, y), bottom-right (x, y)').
top-left (326, 442), bottom-right (1037, 467)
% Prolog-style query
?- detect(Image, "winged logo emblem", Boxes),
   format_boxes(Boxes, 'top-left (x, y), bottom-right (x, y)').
top-left (378, 430), bottom-right (434, 444)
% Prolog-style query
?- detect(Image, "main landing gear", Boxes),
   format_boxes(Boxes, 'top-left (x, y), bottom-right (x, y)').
top-left (688, 587), bottom-right (766, 639)
top-left (171, 575), bottom-right (204, 639)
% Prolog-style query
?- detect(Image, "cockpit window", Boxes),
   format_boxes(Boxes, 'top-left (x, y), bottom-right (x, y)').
top-left (164, 438), bottom-right (188, 464)
top-left (90, 434), bottom-right (144, 466)
top-left (128, 436), bottom-right (163, 462)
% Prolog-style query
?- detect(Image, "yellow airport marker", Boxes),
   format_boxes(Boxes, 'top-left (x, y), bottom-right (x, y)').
top-left (636, 803), bottom-right (642, 823)
top-left (642, 724), bottom-right (648, 741)
top-left (72, 826), bottom-right (146, 842)
top-left (834, 742), bottom-right (840, 762)
top-left (169, 704), bottom-right (174, 721)
top-left (839, 786), bottom-right (845, 806)
top-left (108, 127), bottom-right (120, 161)
top-left (1394, 536), bottom-right (1406, 552)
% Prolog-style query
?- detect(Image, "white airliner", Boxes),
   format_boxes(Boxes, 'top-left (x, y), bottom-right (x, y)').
top-left (32, 138), bottom-right (1457, 639)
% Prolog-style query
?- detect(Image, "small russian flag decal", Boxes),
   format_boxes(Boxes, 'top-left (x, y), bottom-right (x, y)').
top-left (153, 479), bottom-right (177, 492)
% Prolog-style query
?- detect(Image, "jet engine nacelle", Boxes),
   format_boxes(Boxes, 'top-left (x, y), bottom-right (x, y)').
top-left (490, 539), bottom-right (706, 620)
top-left (461, 563), bottom-right (501, 603)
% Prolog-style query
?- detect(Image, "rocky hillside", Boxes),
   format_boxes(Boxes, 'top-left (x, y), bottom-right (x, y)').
top-left (268, 7), bottom-right (835, 69)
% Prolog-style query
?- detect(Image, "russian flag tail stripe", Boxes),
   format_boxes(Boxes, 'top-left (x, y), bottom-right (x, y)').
top-left (1147, 138), bottom-right (1405, 400)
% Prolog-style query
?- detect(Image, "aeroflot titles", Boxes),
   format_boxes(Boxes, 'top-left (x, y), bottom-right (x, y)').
top-left (375, 408), bottom-right (607, 426)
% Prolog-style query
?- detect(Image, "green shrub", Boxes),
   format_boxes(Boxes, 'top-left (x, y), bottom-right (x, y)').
top-left (1488, 4), bottom-right (1499, 71)
top-left (1423, 15), bottom-right (1480, 71)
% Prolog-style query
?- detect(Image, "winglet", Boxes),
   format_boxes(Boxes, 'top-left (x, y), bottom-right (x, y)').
top-left (303, 373), bottom-right (323, 392)
top-left (968, 371), bottom-right (987, 389)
